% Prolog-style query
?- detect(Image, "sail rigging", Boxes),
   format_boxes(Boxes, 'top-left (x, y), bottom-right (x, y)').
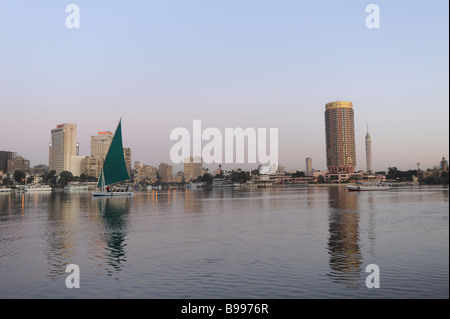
top-left (97, 119), bottom-right (130, 188)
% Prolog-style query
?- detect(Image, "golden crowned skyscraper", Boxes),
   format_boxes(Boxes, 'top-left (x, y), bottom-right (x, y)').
top-left (324, 101), bottom-right (356, 174)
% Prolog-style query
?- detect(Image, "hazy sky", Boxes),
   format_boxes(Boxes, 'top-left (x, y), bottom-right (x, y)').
top-left (0, 1), bottom-right (448, 172)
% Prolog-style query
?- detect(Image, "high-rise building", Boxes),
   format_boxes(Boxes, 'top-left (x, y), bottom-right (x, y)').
top-left (324, 101), bottom-right (356, 174)
top-left (184, 156), bottom-right (203, 181)
top-left (365, 125), bottom-right (372, 173)
top-left (81, 156), bottom-right (104, 178)
top-left (7, 156), bottom-right (30, 174)
top-left (305, 157), bottom-right (312, 175)
top-left (123, 148), bottom-right (132, 176)
top-left (49, 123), bottom-right (77, 175)
top-left (91, 131), bottom-right (113, 158)
top-left (158, 163), bottom-right (173, 182)
top-left (441, 157), bottom-right (448, 171)
top-left (80, 131), bottom-right (113, 180)
top-left (0, 151), bottom-right (17, 174)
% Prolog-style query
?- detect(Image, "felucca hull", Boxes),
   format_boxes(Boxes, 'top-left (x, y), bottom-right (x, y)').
top-left (346, 185), bottom-right (390, 191)
top-left (92, 191), bottom-right (134, 197)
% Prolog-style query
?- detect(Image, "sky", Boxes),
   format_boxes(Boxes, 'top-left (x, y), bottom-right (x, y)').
top-left (0, 0), bottom-right (448, 173)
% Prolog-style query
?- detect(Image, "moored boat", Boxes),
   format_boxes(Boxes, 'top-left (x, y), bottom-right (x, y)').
top-left (20, 185), bottom-right (53, 192)
top-left (346, 183), bottom-right (391, 191)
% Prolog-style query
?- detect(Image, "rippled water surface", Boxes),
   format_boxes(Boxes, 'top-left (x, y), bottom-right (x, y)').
top-left (0, 185), bottom-right (448, 298)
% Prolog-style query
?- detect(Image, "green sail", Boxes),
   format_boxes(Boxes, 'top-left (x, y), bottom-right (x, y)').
top-left (97, 119), bottom-right (130, 188)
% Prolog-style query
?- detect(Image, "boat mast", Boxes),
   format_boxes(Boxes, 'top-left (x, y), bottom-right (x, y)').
top-left (101, 169), bottom-right (106, 192)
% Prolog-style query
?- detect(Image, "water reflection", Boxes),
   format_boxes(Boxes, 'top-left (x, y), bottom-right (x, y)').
top-left (367, 193), bottom-right (377, 260)
top-left (327, 186), bottom-right (362, 288)
top-left (95, 197), bottom-right (131, 278)
top-left (46, 192), bottom-right (78, 278)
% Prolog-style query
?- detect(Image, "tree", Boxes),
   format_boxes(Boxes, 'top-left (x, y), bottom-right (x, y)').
top-left (251, 169), bottom-right (260, 176)
top-left (43, 170), bottom-right (56, 183)
top-left (2, 176), bottom-right (11, 186)
top-left (13, 170), bottom-right (26, 184)
top-left (387, 167), bottom-right (399, 180)
top-left (292, 171), bottom-right (305, 178)
top-left (317, 175), bottom-right (325, 184)
top-left (79, 174), bottom-right (87, 183)
top-left (27, 176), bottom-right (34, 184)
top-left (201, 173), bottom-right (214, 184)
top-left (230, 170), bottom-right (250, 184)
top-left (59, 171), bottom-right (74, 187)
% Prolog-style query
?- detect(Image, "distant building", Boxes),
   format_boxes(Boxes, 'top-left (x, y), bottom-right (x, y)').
top-left (123, 148), bottom-right (132, 176)
top-left (49, 123), bottom-right (77, 174)
top-left (326, 172), bottom-right (363, 183)
top-left (176, 171), bottom-right (185, 180)
top-left (0, 152), bottom-right (17, 174)
top-left (81, 156), bottom-right (104, 179)
top-left (30, 164), bottom-right (49, 175)
top-left (365, 125), bottom-right (373, 173)
top-left (135, 163), bottom-right (158, 183)
top-left (7, 156), bottom-right (30, 174)
top-left (184, 156), bottom-right (203, 182)
top-left (324, 101), bottom-right (356, 174)
top-left (277, 164), bottom-right (285, 174)
top-left (305, 157), bottom-right (312, 175)
top-left (441, 157), bottom-right (448, 171)
top-left (158, 163), bottom-right (173, 182)
top-left (69, 155), bottom-right (83, 177)
top-left (0, 151), bottom-right (17, 174)
top-left (91, 131), bottom-right (113, 158)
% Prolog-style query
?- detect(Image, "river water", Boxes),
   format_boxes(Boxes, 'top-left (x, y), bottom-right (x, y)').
top-left (0, 185), bottom-right (448, 299)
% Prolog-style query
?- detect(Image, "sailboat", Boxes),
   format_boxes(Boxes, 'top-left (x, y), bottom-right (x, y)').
top-left (92, 119), bottom-right (134, 197)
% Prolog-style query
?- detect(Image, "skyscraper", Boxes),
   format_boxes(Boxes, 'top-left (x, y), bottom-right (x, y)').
top-left (50, 123), bottom-right (77, 174)
top-left (0, 151), bottom-right (17, 174)
top-left (324, 101), bottom-right (356, 174)
top-left (184, 156), bottom-right (203, 182)
top-left (305, 157), bottom-right (312, 175)
top-left (158, 163), bottom-right (173, 182)
top-left (91, 131), bottom-right (113, 158)
top-left (365, 125), bottom-right (372, 173)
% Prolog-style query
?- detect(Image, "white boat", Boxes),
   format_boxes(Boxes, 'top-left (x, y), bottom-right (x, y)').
top-left (346, 183), bottom-right (391, 191)
top-left (22, 185), bottom-right (52, 192)
top-left (64, 184), bottom-right (89, 192)
top-left (188, 182), bottom-right (203, 189)
top-left (92, 119), bottom-right (134, 197)
top-left (212, 178), bottom-right (233, 188)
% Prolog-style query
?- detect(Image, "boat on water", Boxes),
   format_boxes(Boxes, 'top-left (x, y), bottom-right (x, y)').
top-left (346, 182), bottom-right (391, 192)
top-left (16, 185), bottom-right (52, 192)
top-left (212, 178), bottom-right (233, 188)
top-left (64, 184), bottom-right (90, 192)
top-left (92, 119), bottom-right (134, 197)
top-left (188, 182), bottom-right (204, 189)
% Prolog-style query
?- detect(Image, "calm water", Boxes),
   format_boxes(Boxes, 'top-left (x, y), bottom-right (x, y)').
top-left (0, 185), bottom-right (448, 299)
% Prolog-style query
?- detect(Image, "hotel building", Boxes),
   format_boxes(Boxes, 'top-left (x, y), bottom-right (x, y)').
top-left (49, 123), bottom-right (77, 175)
top-left (324, 101), bottom-right (356, 174)
top-left (91, 131), bottom-right (113, 158)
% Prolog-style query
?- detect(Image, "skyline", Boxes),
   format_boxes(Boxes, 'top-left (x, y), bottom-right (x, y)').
top-left (0, 1), bottom-right (448, 172)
